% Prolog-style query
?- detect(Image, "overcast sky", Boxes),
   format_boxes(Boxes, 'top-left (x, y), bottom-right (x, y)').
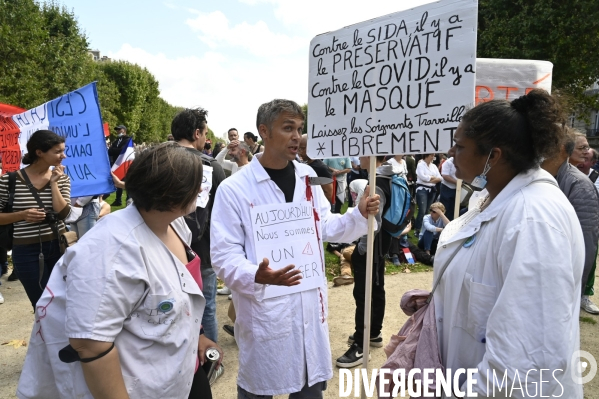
top-left (62, 0), bottom-right (434, 139)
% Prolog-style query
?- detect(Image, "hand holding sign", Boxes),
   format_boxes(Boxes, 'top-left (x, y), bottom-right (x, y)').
top-left (255, 258), bottom-right (303, 286)
top-left (358, 185), bottom-right (380, 218)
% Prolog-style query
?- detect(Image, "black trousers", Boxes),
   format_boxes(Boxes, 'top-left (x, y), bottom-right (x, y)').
top-left (351, 247), bottom-right (386, 347)
top-left (188, 361), bottom-right (213, 399)
top-left (0, 247), bottom-right (7, 265)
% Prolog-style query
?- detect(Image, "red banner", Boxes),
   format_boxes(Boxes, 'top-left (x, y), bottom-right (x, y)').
top-left (0, 103), bottom-right (26, 173)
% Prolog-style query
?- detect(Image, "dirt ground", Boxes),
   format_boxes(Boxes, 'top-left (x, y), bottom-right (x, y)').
top-left (1, 268), bottom-right (599, 399)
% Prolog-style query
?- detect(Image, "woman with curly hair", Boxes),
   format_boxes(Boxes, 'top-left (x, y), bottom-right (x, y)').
top-left (433, 89), bottom-right (584, 397)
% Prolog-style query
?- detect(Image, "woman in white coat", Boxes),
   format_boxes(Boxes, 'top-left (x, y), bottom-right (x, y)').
top-left (17, 143), bottom-right (221, 399)
top-left (434, 89), bottom-right (585, 398)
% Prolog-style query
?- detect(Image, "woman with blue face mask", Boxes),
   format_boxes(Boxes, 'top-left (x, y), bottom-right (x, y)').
top-left (432, 89), bottom-right (584, 398)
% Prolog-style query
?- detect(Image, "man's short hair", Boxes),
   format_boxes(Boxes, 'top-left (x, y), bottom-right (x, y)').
top-left (256, 99), bottom-right (304, 131)
top-left (171, 108), bottom-right (208, 142)
top-left (228, 128), bottom-right (238, 134)
top-left (126, 142), bottom-right (204, 212)
top-left (563, 127), bottom-right (577, 156)
top-left (571, 128), bottom-right (587, 142)
top-left (590, 148), bottom-right (599, 162)
top-left (238, 141), bottom-right (250, 154)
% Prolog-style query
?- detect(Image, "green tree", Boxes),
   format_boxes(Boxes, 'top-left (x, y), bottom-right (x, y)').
top-left (0, 0), bottom-right (182, 143)
top-left (99, 61), bottom-right (156, 140)
top-left (0, 0), bottom-right (91, 108)
top-left (89, 62), bottom-right (120, 130)
top-left (477, 0), bottom-right (599, 117)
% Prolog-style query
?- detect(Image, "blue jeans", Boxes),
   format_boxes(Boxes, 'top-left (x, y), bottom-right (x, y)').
top-left (439, 185), bottom-right (456, 220)
top-left (415, 189), bottom-right (436, 231)
top-left (201, 268), bottom-right (218, 342)
top-left (12, 240), bottom-right (61, 308)
top-left (418, 230), bottom-right (438, 251)
top-left (71, 202), bottom-right (100, 238)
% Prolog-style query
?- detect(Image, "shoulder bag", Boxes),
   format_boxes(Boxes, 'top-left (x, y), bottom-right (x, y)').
top-left (19, 169), bottom-right (76, 254)
top-left (0, 171), bottom-right (18, 249)
top-left (377, 241), bottom-right (464, 398)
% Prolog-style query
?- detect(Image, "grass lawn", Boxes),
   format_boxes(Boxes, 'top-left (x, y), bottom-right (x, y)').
top-left (323, 200), bottom-right (431, 282)
top-left (104, 191), bottom-right (128, 212)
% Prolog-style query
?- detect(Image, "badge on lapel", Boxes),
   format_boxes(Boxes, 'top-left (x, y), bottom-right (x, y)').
top-left (463, 234), bottom-right (476, 248)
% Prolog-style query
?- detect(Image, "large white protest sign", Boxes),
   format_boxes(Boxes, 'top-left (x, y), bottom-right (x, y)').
top-left (250, 201), bottom-right (323, 299)
top-left (307, 0), bottom-right (477, 158)
top-left (475, 58), bottom-right (553, 105)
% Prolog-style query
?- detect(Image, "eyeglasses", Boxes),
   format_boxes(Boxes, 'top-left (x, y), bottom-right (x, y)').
top-left (577, 146), bottom-right (590, 151)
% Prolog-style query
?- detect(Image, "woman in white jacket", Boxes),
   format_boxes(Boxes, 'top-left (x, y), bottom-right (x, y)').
top-left (17, 143), bottom-right (221, 399)
top-left (434, 89), bottom-right (585, 398)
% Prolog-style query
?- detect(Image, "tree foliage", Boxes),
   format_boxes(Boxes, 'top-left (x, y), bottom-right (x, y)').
top-left (301, 104), bottom-right (308, 134)
top-left (478, 0), bottom-right (599, 116)
top-left (0, 0), bottom-right (90, 108)
top-left (0, 0), bottom-right (181, 142)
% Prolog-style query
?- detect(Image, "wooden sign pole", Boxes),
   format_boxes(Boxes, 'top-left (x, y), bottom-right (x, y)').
top-left (361, 155), bottom-right (377, 398)
top-left (454, 178), bottom-right (462, 220)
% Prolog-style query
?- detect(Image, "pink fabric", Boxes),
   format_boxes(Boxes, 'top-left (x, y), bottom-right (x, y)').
top-left (185, 254), bottom-right (202, 373)
top-left (377, 289), bottom-right (444, 398)
top-left (186, 254), bottom-right (202, 291)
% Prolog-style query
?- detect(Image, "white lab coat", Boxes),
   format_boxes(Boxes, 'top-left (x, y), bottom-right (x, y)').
top-left (416, 160), bottom-right (442, 189)
top-left (433, 168), bottom-right (584, 398)
top-left (17, 205), bottom-right (205, 399)
top-left (211, 154), bottom-right (369, 395)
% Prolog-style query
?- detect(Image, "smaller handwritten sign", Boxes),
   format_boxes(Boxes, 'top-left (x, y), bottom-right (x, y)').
top-left (250, 201), bottom-right (323, 299)
top-left (196, 165), bottom-right (213, 208)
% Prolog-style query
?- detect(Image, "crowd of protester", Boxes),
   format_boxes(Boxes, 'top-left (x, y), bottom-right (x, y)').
top-left (0, 89), bottom-right (595, 398)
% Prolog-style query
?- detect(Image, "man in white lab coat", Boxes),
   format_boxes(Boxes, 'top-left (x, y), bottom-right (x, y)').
top-left (211, 99), bottom-right (380, 398)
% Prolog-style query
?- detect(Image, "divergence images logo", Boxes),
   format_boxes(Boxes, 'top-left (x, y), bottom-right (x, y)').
top-left (571, 350), bottom-right (597, 384)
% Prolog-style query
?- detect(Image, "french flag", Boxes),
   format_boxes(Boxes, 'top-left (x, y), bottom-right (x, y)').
top-left (111, 138), bottom-right (134, 179)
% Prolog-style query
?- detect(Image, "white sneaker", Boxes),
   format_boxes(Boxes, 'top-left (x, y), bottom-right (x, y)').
top-left (581, 296), bottom-right (599, 315)
top-left (228, 294), bottom-right (232, 300)
top-left (0, 291), bottom-right (4, 304)
top-left (217, 286), bottom-right (231, 295)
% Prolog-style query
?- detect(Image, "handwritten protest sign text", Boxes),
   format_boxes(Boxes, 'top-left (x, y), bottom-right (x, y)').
top-left (251, 201), bottom-right (323, 299)
top-left (307, 0), bottom-right (477, 158)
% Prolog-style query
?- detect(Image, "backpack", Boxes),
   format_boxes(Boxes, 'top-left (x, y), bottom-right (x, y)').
top-left (379, 174), bottom-right (415, 238)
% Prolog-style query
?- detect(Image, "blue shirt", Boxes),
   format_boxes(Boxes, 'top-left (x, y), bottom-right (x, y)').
top-left (323, 158), bottom-right (352, 181)
top-left (419, 214), bottom-right (444, 239)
